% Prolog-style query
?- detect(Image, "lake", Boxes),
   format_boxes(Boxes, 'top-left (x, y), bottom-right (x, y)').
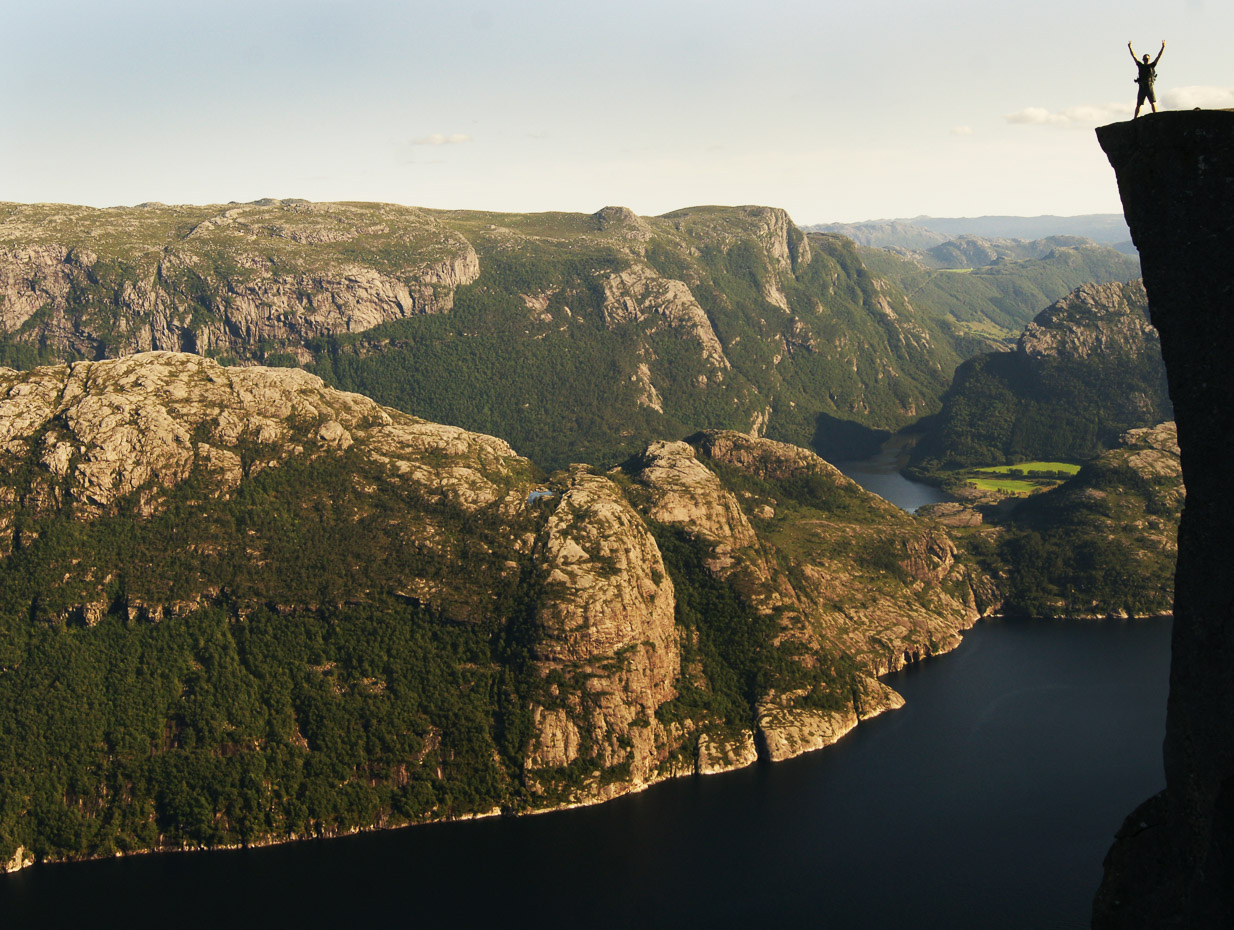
top-left (0, 616), bottom-right (1170, 929)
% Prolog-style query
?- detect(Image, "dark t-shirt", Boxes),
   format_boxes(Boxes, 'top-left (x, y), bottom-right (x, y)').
top-left (1136, 60), bottom-right (1157, 86)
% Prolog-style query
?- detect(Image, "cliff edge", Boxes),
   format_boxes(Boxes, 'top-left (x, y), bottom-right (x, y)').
top-left (1095, 110), bottom-right (1234, 927)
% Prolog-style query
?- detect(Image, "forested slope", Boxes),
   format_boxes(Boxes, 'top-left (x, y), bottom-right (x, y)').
top-left (910, 281), bottom-right (1170, 470)
top-left (0, 353), bottom-right (987, 870)
top-left (0, 200), bottom-right (1137, 468)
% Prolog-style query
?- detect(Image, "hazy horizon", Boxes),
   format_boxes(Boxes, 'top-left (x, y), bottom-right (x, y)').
top-left (4, 1), bottom-right (1232, 223)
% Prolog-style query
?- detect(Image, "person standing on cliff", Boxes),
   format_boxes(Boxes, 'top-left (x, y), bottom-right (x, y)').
top-left (1129, 40), bottom-right (1165, 117)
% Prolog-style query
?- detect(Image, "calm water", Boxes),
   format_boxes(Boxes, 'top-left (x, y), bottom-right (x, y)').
top-left (836, 437), bottom-right (950, 512)
top-left (1, 617), bottom-right (1170, 929)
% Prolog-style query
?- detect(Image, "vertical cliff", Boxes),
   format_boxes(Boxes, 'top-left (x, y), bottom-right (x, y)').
top-left (1094, 110), bottom-right (1234, 928)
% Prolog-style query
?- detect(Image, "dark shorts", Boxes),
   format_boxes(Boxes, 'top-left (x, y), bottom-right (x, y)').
top-left (1137, 83), bottom-right (1157, 105)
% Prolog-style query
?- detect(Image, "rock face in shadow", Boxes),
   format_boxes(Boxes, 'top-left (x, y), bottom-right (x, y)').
top-left (1095, 110), bottom-right (1234, 928)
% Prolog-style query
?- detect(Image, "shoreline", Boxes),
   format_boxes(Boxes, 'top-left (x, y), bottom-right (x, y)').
top-left (12, 612), bottom-right (1176, 876)
top-left (4, 610), bottom-right (999, 877)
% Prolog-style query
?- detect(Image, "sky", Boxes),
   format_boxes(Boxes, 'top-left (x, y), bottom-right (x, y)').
top-left (3, 0), bottom-right (1232, 223)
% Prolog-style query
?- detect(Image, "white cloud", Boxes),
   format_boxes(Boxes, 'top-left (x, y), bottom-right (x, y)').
top-left (1006, 88), bottom-right (1234, 129)
top-left (1005, 102), bottom-right (1132, 128)
top-left (1005, 104), bottom-right (1129, 128)
top-left (411, 133), bottom-right (472, 146)
top-left (1160, 85), bottom-right (1234, 109)
top-left (951, 125), bottom-right (974, 136)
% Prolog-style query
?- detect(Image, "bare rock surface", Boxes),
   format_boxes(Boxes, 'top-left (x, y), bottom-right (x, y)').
top-left (0, 201), bottom-right (479, 359)
top-left (628, 429), bottom-right (987, 756)
top-left (601, 264), bottom-right (730, 370)
top-left (526, 468), bottom-right (680, 794)
top-left (0, 351), bottom-right (520, 520)
top-left (1019, 281), bottom-right (1155, 362)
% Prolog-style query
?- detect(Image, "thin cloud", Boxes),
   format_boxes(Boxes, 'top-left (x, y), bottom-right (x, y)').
top-left (1160, 85), bottom-right (1234, 108)
top-left (411, 133), bottom-right (472, 146)
top-left (1005, 103), bottom-right (1131, 128)
top-left (951, 125), bottom-right (974, 136)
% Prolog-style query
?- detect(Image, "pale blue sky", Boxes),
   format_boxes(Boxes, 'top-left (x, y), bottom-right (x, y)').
top-left (3, 0), bottom-right (1231, 221)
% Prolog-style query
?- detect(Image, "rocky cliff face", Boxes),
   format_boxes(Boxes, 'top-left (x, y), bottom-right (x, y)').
top-left (1018, 281), bottom-right (1156, 363)
top-left (625, 430), bottom-right (986, 763)
top-left (0, 351), bottom-right (994, 868)
top-left (0, 201), bottom-right (479, 361)
top-left (524, 468), bottom-right (680, 797)
top-left (1094, 110), bottom-right (1234, 928)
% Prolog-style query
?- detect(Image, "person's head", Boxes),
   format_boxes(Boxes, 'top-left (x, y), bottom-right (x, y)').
top-left (1143, 54), bottom-right (1151, 62)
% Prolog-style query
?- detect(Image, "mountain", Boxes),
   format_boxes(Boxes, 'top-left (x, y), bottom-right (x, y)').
top-left (1094, 110), bottom-right (1234, 929)
top-left (858, 240), bottom-right (1142, 352)
top-left (0, 201), bottom-right (1138, 469)
top-left (809, 214), bottom-right (1133, 246)
top-left (0, 352), bottom-right (988, 870)
top-left (906, 213), bottom-right (1133, 245)
top-left (909, 281), bottom-right (1171, 470)
top-left (801, 220), bottom-right (951, 250)
top-left (940, 422), bottom-right (1181, 620)
top-left (899, 235), bottom-right (1110, 271)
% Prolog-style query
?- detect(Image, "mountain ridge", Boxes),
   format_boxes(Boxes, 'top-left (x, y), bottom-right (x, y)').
top-left (0, 199), bottom-right (1140, 470)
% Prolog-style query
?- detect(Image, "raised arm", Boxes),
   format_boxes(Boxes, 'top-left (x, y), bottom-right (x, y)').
top-left (1128, 42), bottom-right (1139, 62)
top-left (1152, 41), bottom-right (1165, 65)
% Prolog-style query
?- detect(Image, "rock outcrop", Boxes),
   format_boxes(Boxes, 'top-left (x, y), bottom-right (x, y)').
top-left (0, 351), bottom-right (523, 533)
top-left (1094, 110), bottom-right (1234, 928)
top-left (600, 264), bottom-right (730, 370)
top-left (525, 468), bottom-right (680, 796)
top-left (0, 201), bottom-right (479, 360)
top-left (625, 430), bottom-right (987, 759)
top-left (0, 353), bottom-right (991, 869)
top-left (1018, 281), bottom-right (1157, 363)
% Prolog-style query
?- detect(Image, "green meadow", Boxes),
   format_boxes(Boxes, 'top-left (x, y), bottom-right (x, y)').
top-left (968, 476), bottom-right (1042, 494)
top-left (974, 461), bottom-right (1082, 477)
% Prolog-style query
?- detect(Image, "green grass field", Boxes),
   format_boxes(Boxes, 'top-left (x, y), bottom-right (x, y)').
top-left (968, 477), bottom-right (1040, 494)
top-left (974, 461), bottom-right (1081, 476)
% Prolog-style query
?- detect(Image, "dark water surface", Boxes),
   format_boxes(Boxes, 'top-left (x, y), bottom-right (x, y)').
top-left (2, 617), bottom-right (1169, 929)
top-left (836, 437), bottom-right (950, 512)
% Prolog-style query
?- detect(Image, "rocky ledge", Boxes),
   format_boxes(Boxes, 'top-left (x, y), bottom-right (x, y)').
top-left (1094, 110), bottom-right (1234, 928)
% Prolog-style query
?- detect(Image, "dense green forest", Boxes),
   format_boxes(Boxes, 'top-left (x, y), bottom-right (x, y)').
top-left (0, 444), bottom-right (792, 862)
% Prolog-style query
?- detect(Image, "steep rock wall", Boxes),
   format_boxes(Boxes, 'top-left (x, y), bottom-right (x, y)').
top-left (1095, 110), bottom-right (1234, 928)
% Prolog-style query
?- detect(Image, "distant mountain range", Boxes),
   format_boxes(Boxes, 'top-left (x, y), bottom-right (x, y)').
top-left (806, 214), bottom-right (1135, 252)
top-left (910, 280), bottom-right (1170, 470)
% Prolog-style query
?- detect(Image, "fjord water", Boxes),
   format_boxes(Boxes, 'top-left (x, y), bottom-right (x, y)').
top-left (0, 460), bottom-right (1167, 927)
top-left (836, 437), bottom-right (949, 512)
top-left (1, 616), bottom-right (1169, 929)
